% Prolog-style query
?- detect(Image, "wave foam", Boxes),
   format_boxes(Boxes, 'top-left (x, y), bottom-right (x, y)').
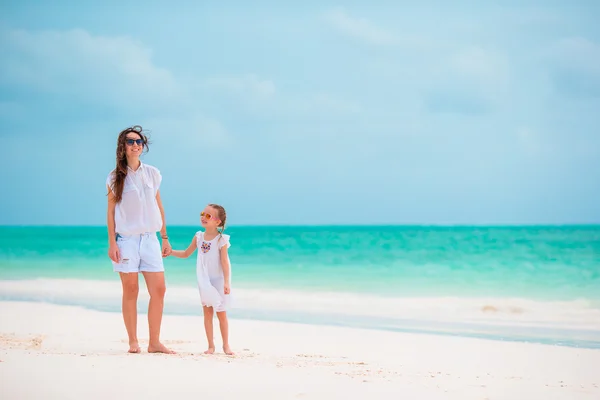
top-left (1, 278), bottom-right (599, 347)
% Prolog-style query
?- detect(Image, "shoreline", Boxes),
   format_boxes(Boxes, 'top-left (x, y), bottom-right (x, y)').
top-left (1, 301), bottom-right (599, 399)
top-left (2, 278), bottom-right (600, 350)
top-left (3, 299), bottom-right (600, 350)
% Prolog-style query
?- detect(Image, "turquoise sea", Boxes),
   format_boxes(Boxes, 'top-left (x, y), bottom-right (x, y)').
top-left (1, 226), bottom-right (599, 348)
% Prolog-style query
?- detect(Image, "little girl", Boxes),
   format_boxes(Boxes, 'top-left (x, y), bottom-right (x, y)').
top-left (170, 203), bottom-right (234, 355)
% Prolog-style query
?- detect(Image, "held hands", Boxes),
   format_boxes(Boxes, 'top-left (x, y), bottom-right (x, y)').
top-left (162, 239), bottom-right (172, 258)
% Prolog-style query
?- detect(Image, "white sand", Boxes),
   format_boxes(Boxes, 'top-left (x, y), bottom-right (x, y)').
top-left (0, 301), bottom-right (598, 400)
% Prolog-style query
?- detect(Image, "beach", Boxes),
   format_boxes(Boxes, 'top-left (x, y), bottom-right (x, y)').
top-left (1, 300), bottom-right (599, 400)
top-left (1, 225), bottom-right (599, 398)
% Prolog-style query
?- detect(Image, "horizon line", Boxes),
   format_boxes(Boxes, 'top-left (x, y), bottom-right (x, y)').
top-left (1, 223), bottom-right (599, 228)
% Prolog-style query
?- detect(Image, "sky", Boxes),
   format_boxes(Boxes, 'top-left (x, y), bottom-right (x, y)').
top-left (0, 0), bottom-right (599, 226)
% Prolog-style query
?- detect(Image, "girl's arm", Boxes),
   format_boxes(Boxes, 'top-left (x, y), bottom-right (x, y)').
top-left (170, 236), bottom-right (197, 258)
top-left (220, 245), bottom-right (231, 294)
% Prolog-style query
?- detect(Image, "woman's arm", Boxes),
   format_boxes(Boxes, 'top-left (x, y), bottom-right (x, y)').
top-left (171, 236), bottom-right (198, 258)
top-left (107, 186), bottom-right (120, 263)
top-left (155, 189), bottom-right (172, 257)
top-left (220, 246), bottom-right (231, 294)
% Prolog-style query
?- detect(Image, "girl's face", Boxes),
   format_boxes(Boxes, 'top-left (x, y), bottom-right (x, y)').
top-left (200, 206), bottom-right (221, 228)
top-left (125, 132), bottom-right (144, 159)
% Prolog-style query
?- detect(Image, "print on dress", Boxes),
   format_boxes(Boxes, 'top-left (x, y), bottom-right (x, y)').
top-left (200, 241), bottom-right (212, 253)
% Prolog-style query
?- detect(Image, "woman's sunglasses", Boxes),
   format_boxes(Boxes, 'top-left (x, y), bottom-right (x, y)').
top-left (126, 139), bottom-right (144, 146)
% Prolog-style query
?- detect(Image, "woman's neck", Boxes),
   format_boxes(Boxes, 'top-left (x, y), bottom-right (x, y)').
top-left (127, 157), bottom-right (141, 171)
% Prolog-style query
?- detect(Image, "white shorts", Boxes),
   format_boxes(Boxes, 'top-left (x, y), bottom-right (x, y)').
top-left (112, 232), bottom-right (164, 273)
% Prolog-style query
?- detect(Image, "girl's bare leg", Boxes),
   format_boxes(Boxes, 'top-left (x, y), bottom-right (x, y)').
top-left (217, 311), bottom-right (233, 355)
top-left (119, 272), bottom-right (140, 353)
top-left (203, 306), bottom-right (215, 354)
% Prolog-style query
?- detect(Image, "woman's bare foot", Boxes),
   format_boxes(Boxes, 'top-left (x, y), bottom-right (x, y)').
top-left (148, 342), bottom-right (176, 354)
top-left (128, 342), bottom-right (141, 354)
top-left (204, 347), bottom-right (215, 355)
top-left (223, 345), bottom-right (234, 356)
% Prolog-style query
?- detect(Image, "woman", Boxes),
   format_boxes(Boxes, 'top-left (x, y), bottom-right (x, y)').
top-left (106, 125), bottom-right (174, 354)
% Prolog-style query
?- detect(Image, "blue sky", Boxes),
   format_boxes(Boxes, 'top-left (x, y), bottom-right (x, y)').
top-left (1, 1), bottom-right (599, 226)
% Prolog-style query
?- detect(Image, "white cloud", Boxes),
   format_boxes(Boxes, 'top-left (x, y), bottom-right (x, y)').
top-left (424, 46), bottom-right (511, 114)
top-left (202, 73), bottom-right (361, 118)
top-left (322, 8), bottom-right (399, 46)
top-left (0, 28), bottom-right (181, 110)
top-left (205, 74), bottom-right (276, 100)
top-left (517, 127), bottom-right (543, 156)
top-left (549, 37), bottom-right (600, 85)
top-left (310, 93), bottom-right (361, 114)
top-left (541, 37), bottom-right (600, 98)
top-left (450, 46), bottom-right (510, 89)
top-left (551, 37), bottom-right (600, 75)
top-left (145, 114), bottom-right (232, 148)
top-left (272, 93), bottom-right (362, 118)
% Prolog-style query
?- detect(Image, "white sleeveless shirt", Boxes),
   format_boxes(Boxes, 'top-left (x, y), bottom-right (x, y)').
top-left (195, 231), bottom-right (231, 279)
top-left (106, 163), bottom-right (163, 236)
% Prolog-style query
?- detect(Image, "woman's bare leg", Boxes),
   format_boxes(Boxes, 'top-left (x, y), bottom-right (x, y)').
top-left (142, 271), bottom-right (175, 354)
top-left (217, 311), bottom-right (233, 355)
top-left (119, 272), bottom-right (140, 353)
top-left (203, 306), bottom-right (215, 354)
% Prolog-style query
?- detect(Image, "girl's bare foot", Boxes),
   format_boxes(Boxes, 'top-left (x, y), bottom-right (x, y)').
top-left (148, 342), bottom-right (176, 354)
top-left (223, 345), bottom-right (234, 355)
top-left (128, 342), bottom-right (141, 354)
top-left (204, 347), bottom-right (215, 355)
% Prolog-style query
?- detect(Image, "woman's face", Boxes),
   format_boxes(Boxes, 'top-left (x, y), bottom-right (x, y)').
top-left (125, 132), bottom-right (144, 159)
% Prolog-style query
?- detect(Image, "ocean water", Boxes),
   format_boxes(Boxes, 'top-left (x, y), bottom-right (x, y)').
top-left (1, 225), bottom-right (599, 348)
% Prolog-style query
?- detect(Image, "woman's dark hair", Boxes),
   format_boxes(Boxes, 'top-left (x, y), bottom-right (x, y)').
top-left (108, 125), bottom-right (150, 203)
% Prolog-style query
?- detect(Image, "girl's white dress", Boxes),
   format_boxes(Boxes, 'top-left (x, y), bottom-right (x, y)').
top-left (195, 231), bottom-right (232, 312)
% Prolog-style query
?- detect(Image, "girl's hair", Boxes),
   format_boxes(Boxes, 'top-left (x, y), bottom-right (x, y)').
top-left (208, 204), bottom-right (227, 236)
top-left (108, 126), bottom-right (150, 203)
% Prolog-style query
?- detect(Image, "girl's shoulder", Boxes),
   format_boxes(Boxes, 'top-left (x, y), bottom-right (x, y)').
top-left (195, 231), bottom-right (230, 246)
top-left (217, 233), bottom-right (231, 249)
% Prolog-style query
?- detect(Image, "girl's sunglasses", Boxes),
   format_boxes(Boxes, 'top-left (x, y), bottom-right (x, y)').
top-left (201, 212), bottom-right (218, 221)
top-left (126, 139), bottom-right (144, 146)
